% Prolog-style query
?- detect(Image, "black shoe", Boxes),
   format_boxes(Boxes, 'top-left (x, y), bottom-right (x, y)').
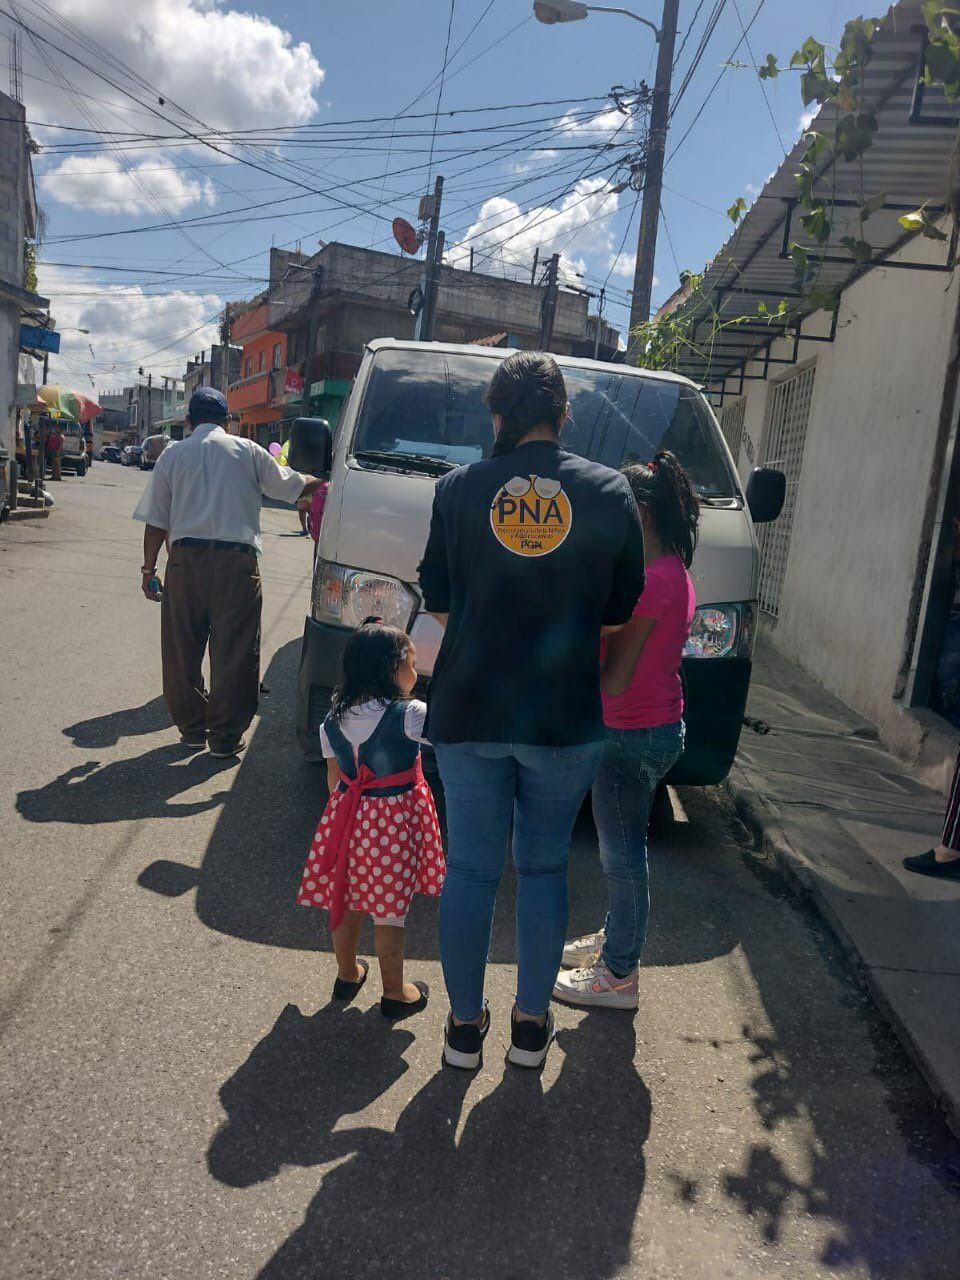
top-left (332, 958), bottom-right (369, 1002)
top-left (209, 737), bottom-right (246, 759)
top-left (381, 980), bottom-right (429, 1020)
top-left (507, 1008), bottom-right (555, 1070)
top-left (903, 849), bottom-right (960, 879)
top-left (179, 734), bottom-right (206, 750)
top-left (443, 1003), bottom-right (490, 1070)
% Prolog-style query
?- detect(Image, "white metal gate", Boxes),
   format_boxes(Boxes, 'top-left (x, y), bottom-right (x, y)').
top-left (719, 397), bottom-right (746, 462)
top-left (757, 363), bottom-right (816, 617)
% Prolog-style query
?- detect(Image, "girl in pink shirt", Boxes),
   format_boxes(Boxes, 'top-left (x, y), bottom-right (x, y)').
top-left (554, 451), bottom-right (698, 1010)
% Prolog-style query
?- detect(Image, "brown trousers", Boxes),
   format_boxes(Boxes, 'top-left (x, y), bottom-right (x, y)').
top-left (160, 544), bottom-right (262, 748)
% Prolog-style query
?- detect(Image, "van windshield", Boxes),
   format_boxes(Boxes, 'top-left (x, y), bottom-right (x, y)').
top-left (352, 348), bottom-right (736, 498)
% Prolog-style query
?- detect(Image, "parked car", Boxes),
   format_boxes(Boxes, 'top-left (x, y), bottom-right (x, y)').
top-left (140, 435), bottom-right (169, 470)
top-left (293, 338), bottom-right (786, 784)
top-left (121, 446), bottom-right (143, 467)
top-left (59, 426), bottom-right (88, 476)
top-left (101, 445), bottom-right (122, 463)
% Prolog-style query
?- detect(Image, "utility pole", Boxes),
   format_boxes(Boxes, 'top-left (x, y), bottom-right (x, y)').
top-left (415, 176), bottom-right (444, 342)
top-left (539, 252), bottom-right (561, 350)
top-left (146, 372), bottom-right (152, 439)
top-left (627, 0), bottom-right (680, 359)
top-left (220, 303), bottom-right (233, 396)
top-left (530, 246), bottom-right (540, 286)
top-left (594, 286), bottom-right (606, 360)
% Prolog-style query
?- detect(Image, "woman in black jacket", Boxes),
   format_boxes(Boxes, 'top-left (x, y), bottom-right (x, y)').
top-left (418, 351), bottom-right (645, 1071)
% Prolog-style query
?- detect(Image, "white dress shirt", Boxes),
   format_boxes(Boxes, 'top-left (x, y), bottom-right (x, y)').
top-left (133, 422), bottom-right (307, 555)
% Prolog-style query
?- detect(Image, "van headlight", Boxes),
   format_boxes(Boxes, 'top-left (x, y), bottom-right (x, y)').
top-left (313, 561), bottom-right (418, 632)
top-left (684, 602), bottom-right (756, 659)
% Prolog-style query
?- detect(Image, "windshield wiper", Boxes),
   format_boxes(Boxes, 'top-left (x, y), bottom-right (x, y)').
top-left (354, 449), bottom-right (458, 475)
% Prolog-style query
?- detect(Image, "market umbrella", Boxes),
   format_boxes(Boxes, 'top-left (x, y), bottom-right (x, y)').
top-left (34, 385), bottom-right (102, 424)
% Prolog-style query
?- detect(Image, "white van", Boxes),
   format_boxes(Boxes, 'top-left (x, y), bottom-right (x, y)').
top-left (293, 339), bottom-right (784, 784)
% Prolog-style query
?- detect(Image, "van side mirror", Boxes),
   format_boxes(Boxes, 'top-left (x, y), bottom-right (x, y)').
top-left (287, 417), bottom-right (332, 477)
top-left (745, 467), bottom-right (786, 524)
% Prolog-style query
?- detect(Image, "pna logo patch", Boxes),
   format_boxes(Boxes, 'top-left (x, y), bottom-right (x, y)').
top-left (490, 475), bottom-right (573, 557)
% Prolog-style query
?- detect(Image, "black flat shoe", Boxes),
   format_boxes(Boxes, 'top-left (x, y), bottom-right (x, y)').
top-left (903, 849), bottom-right (960, 879)
top-left (333, 958), bottom-right (369, 1002)
top-left (380, 981), bottom-right (429, 1020)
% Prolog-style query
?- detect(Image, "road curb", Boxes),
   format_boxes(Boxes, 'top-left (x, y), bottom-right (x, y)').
top-left (723, 765), bottom-right (960, 1141)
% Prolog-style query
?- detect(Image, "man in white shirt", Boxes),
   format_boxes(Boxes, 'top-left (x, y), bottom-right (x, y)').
top-left (134, 387), bottom-right (324, 758)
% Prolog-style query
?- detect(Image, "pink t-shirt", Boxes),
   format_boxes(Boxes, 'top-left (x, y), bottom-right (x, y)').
top-left (601, 554), bottom-right (696, 730)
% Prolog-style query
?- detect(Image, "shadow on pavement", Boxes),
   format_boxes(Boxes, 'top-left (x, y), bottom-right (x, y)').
top-left (16, 745), bottom-right (235, 824)
top-left (209, 1008), bottom-right (647, 1280)
top-left (63, 696), bottom-right (170, 748)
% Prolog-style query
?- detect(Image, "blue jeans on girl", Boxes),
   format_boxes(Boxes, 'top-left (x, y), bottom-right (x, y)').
top-left (434, 741), bottom-right (602, 1020)
top-left (592, 721), bottom-right (685, 978)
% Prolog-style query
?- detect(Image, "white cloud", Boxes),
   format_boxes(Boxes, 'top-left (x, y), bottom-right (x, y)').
top-left (446, 177), bottom-right (622, 286)
top-left (607, 250), bottom-right (635, 279)
top-left (746, 170), bottom-right (776, 199)
top-left (799, 106), bottom-right (819, 133)
top-left (26, 0), bottom-right (325, 132)
top-left (39, 154), bottom-right (216, 214)
top-left (37, 264), bottom-right (223, 388)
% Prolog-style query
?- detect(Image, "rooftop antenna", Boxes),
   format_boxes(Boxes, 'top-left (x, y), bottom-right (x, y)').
top-left (9, 30), bottom-right (23, 103)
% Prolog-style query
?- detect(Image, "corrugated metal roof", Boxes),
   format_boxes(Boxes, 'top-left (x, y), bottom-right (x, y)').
top-left (669, 1), bottom-right (959, 388)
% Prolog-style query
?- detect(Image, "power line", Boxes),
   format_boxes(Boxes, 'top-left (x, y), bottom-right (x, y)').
top-left (666, 0), bottom-right (768, 164)
top-left (670, 0), bottom-right (727, 119)
top-left (730, 0), bottom-right (785, 153)
top-left (673, 0), bottom-right (710, 69)
top-left (429, 0), bottom-right (459, 186)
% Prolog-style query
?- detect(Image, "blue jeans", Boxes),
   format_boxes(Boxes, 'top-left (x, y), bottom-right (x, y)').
top-left (435, 741), bottom-right (603, 1019)
top-left (592, 722), bottom-right (685, 978)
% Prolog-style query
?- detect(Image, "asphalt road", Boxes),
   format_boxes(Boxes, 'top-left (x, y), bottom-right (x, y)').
top-left (1, 462), bottom-right (959, 1280)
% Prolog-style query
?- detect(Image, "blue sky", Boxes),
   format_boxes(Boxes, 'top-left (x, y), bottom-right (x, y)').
top-left (16, 0), bottom-right (853, 388)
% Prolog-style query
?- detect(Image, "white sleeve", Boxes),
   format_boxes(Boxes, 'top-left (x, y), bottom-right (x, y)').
top-left (403, 700), bottom-right (430, 744)
top-left (319, 724), bottom-right (335, 757)
top-left (132, 454), bottom-right (173, 528)
top-left (252, 445), bottom-right (307, 504)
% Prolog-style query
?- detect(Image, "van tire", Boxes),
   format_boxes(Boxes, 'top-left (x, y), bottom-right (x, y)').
top-left (76, 458), bottom-right (87, 476)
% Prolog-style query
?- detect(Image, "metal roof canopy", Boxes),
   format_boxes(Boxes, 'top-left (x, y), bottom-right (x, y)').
top-left (671, 1), bottom-right (960, 396)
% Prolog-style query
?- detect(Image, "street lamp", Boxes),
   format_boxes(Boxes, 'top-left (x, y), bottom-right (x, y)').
top-left (531, 0), bottom-right (678, 350)
top-left (532, 1), bottom-right (660, 41)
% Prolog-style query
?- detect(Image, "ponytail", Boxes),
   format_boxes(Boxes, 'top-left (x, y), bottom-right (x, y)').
top-left (624, 450), bottom-right (699, 568)
top-left (485, 351), bottom-right (567, 458)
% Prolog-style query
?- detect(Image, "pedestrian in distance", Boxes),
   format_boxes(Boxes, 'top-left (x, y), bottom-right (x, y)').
top-left (904, 752), bottom-right (960, 879)
top-left (555, 452), bottom-right (699, 1009)
top-left (296, 621), bottom-right (444, 1017)
top-left (418, 350), bottom-right (646, 1071)
top-left (134, 386), bottom-right (326, 758)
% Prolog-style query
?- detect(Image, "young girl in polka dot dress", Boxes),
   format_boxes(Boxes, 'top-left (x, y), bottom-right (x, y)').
top-left (297, 621), bottom-right (444, 1018)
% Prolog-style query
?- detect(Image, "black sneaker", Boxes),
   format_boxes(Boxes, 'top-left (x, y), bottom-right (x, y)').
top-left (443, 1003), bottom-right (490, 1071)
top-left (507, 1008), bottom-right (555, 1070)
top-left (209, 737), bottom-right (246, 759)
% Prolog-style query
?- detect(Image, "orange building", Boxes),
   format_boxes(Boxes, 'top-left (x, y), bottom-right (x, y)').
top-left (226, 302), bottom-right (304, 444)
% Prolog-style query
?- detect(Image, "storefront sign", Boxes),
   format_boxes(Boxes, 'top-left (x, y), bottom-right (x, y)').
top-left (19, 324), bottom-right (61, 354)
top-left (284, 370), bottom-right (305, 398)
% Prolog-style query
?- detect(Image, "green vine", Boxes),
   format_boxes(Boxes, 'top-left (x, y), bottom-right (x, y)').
top-left (640, 2), bottom-right (960, 372)
top-left (23, 239), bottom-right (37, 294)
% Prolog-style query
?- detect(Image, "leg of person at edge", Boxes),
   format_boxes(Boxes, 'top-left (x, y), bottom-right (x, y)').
top-left (904, 748), bottom-right (960, 879)
top-left (133, 387), bottom-right (325, 758)
top-left (418, 353), bottom-right (647, 1071)
top-left (555, 452), bottom-right (700, 1011)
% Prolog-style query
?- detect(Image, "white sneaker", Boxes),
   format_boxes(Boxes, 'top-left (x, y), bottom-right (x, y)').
top-left (561, 930), bottom-right (605, 969)
top-left (553, 959), bottom-right (639, 1010)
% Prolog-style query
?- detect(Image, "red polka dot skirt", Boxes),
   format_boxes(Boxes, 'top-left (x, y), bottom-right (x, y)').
top-left (297, 778), bottom-right (444, 921)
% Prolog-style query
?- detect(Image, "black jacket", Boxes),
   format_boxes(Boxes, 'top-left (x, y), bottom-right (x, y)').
top-left (418, 440), bottom-right (645, 746)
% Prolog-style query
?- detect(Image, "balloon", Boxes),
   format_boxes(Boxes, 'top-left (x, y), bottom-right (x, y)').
top-left (268, 441), bottom-right (281, 457)
top-left (279, 440), bottom-right (290, 466)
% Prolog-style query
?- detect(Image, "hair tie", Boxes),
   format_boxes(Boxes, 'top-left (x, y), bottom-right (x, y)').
top-left (361, 615), bottom-right (384, 626)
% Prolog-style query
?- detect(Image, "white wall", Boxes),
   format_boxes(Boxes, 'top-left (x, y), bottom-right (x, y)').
top-left (716, 232), bottom-right (960, 731)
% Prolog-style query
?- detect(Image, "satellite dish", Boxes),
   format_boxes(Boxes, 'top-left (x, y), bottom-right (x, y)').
top-left (393, 217), bottom-right (420, 256)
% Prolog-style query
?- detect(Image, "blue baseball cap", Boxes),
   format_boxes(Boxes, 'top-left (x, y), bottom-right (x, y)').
top-left (187, 386), bottom-right (229, 420)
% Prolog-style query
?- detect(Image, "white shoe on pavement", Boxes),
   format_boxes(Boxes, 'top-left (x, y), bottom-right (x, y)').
top-left (561, 930), bottom-right (605, 969)
top-left (553, 959), bottom-right (639, 1010)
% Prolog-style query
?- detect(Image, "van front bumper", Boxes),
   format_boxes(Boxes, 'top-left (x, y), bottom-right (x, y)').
top-left (296, 616), bottom-right (352, 757)
top-left (668, 656), bottom-right (751, 786)
top-left (297, 616), bottom-right (752, 784)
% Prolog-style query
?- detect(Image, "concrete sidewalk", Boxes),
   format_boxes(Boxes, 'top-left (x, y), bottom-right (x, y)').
top-left (725, 636), bottom-right (960, 1138)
